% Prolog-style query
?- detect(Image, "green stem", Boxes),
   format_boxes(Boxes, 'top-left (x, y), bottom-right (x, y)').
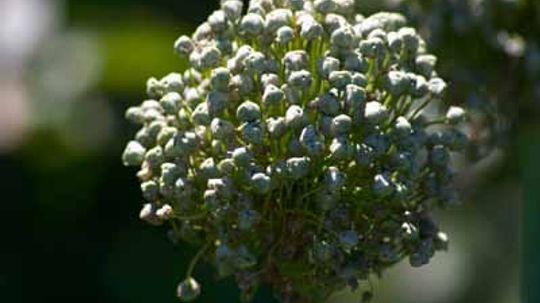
top-left (186, 241), bottom-right (211, 279)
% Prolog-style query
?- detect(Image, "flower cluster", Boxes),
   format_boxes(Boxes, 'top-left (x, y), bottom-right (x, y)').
top-left (121, 0), bottom-right (469, 301)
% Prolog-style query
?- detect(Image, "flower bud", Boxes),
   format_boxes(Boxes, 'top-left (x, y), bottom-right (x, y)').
top-left (286, 105), bottom-right (308, 129)
top-left (251, 173), bottom-right (272, 193)
top-left (364, 101), bottom-right (388, 124)
top-left (265, 9), bottom-right (293, 33)
top-left (210, 67), bottom-right (231, 92)
top-left (241, 13), bottom-right (265, 36)
top-left (161, 72), bottom-right (184, 93)
top-left (331, 114), bottom-right (353, 136)
top-left (276, 26), bottom-right (295, 44)
top-left (237, 100), bottom-right (262, 122)
top-left (446, 106), bottom-right (467, 124)
top-left (174, 35), bottom-right (194, 56)
top-left (139, 203), bottom-right (162, 226)
top-left (300, 125), bottom-right (325, 156)
top-left (286, 156), bottom-right (310, 180)
top-left (317, 56), bottom-right (341, 79)
top-left (177, 277), bottom-right (201, 302)
top-left (288, 70), bottom-right (313, 89)
top-left (329, 70), bottom-right (353, 90)
top-left (122, 141), bottom-right (147, 166)
top-left (267, 116), bottom-right (287, 138)
top-left (141, 181), bottom-right (159, 201)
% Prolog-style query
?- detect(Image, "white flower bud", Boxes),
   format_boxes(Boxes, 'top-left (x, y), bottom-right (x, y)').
top-left (207, 91), bottom-right (229, 116)
top-left (157, 126), bottom-right (178, 146)
top-left (221, 0), bottom-right (243, 20)
top-left (314, 92), bottom-right (340, 116)
top-left (125, 107), bottom-right (145, 124)
top-left (245, 51), bottom-right (267, 75)
top-left (300, 18), bottom-right (324, 41)
top-left (239, 121), bottom-right (265, 145)
top-left (323, 166), bottom-right (345, 192)
top-left (240, 13), bottom-right (265, 37)
top-left (237, 100), bottom-right (262, 122)
top-left (232, 147), bottom-right (253, 167)
top-left (286, 105), bottom-right (308, 129)
top-left (193, 22), bottom-right (212, 41)
top-left (394, 116), bottom-right (412, 137)
top-left (261, 73), bottom-right (281, 87)
top-left (139, 203), bottom-right (162, 226)
top-left (210, 67), bottom-right (231, 92)
top-left (283, 50), bottom-right (309, 72)
top-left (331, 26), bottom-right (356, 49)
top-left (251, 173), bottom-right (272, 193)
top-left (359, 37), bottom-right (385, 58)
top-left (276, 26), bottom-right (295, 44)
top-left (160, 92), bottom-right (182, 115)
top-left (146, 77), bottom-right (164, 98)
top-left (288, 70), bottom-right (313, 89)
top-left (364, 101), bottom-right (388, 124)
top-left (141, 180), bottom-right (159, 201)
top-left (265, 9), bottom-right (293, 33)
top-left (208, 10), bottom-right (228, 33)
top-left (317, 56), bottom-right (340, 79)
top-left (286, 156), bottom-right (310, 180)
top-left (199, 158), bottom-right (220, 179)
top-left (122, 141), bottom-right (146, 166)
top-left (398, 27), bottom-right (420, 54)
top-left (192, 102), bottom-right (211, 126)
top-left (383, 71), bottom-right (409, 96)
top-left (282, 84), bottom-right (301, 104)
top-left (329, 70), bottom-right (353, 89)
top-left (428, 77), bottom-right (447, 97)
top-left (329, 136), bottom-right (354, 161)
top-left (412, 74), bottom-right (429, 97)
top-left (416, 54), bottom-right (437, 77)
top-left (314, 0), bottom-right (338, 14)
top-left (145, 146), bottom-right (165, 167)
top-left (446, 106), bottom-right (467, 124)
top-left (262, 84), bottom-right (285, 106)
top-left (387, 31), bottom-right (403, 53)
top-left (345, 84), bottom-right (366, 118)
top-left (156, 204), bottom-right (174, 220)
top-left (230, 73), bottom-right (255, 96)
top-left (299, 125), bottom-right (325, 156)
top-left (324, 13), bottom-right (348, 34)
top-left (161, 73), bottom-right (184, 93)
top-left (343, 52), bottom-right (368, 72)
top-left (267, 117), bottom-right (287, 138)
top-left (331, 114), bottom-right (352, 136)
top-left (177, 277), bottom-right (201, 302)
top-left (199, 46), bottom-right (222, 69)
top-left (359, 12), bottom-right (407, 36)
top-left (174, 35), bottom-right (194, 56)
top-left (210, 118), bottom-right (235, 139)
top-left (218, 158), bottom-right (236, 175)
top-left (184, 87), bottom-right (202, 107)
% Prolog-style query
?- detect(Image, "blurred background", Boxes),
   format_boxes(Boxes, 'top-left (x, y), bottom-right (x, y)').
top-left (0, 0), bottom-right (537, 302)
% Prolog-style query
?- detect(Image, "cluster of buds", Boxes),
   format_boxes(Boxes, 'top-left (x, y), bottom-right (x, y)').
top-left (122, 0), bottom-right (469, 302)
